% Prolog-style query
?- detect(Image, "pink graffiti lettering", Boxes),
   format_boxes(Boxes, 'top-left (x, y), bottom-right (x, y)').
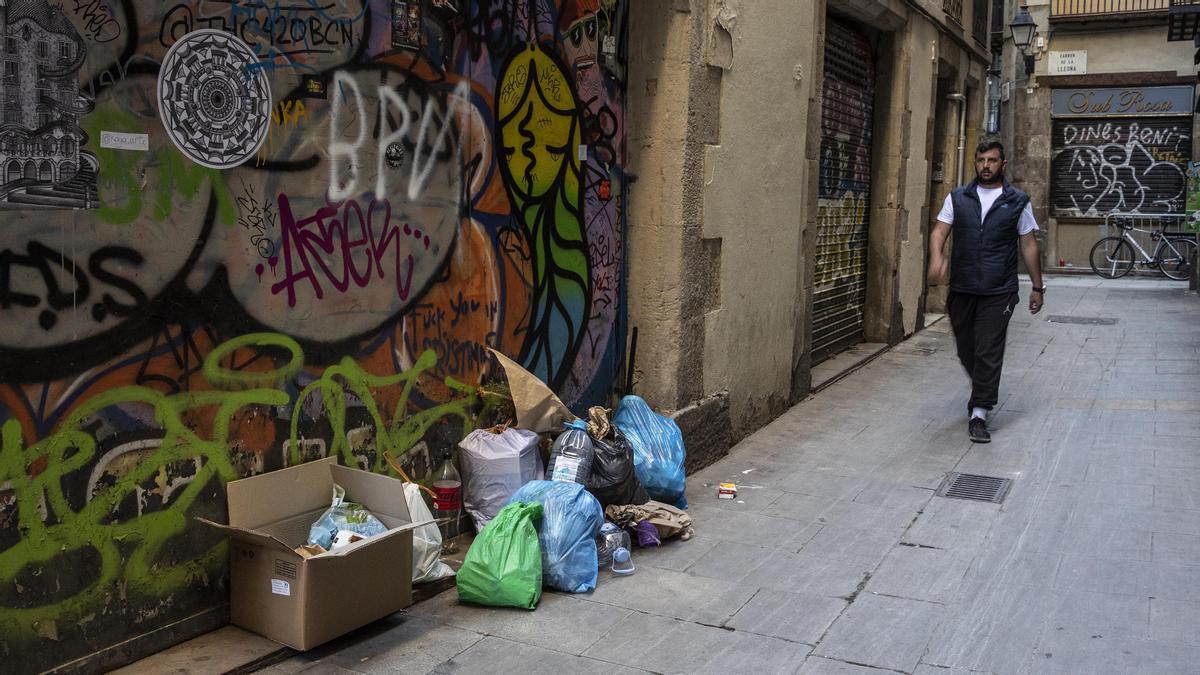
top-left (270, 194), bottom-right (430, 307)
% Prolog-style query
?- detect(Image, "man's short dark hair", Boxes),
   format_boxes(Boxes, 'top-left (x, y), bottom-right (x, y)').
top-left (975, 140), bottom-right (1005, 161)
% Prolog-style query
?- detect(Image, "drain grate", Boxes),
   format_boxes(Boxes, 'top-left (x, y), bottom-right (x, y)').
top-left (936, 472), bottom-right (1013, 504)
top-left (1046, 315), bottom-right (1118, 326)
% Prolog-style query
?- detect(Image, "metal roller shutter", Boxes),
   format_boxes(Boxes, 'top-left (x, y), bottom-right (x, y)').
top-left (1051, 117), bottom-right (1192, 217)
top-left (813, 18), bottom-right (875, 363)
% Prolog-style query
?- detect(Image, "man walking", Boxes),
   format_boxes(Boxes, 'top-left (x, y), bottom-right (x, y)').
top-left (928, 140), bottom-right (1045, 443)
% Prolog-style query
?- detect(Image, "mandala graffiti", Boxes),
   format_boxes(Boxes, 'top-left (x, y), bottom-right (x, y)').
top-left (157, 29), bottom-right (272, 170)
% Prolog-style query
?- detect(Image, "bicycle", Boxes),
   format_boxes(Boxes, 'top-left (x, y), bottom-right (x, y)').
top-left (1088, 220), bottom-right (1197, 280)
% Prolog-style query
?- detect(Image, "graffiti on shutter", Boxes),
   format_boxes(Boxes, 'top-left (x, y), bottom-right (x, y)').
top-left (1051, 117), bottom-right (1192, 217)
top-left (813, 19), bottom-right (874, 362)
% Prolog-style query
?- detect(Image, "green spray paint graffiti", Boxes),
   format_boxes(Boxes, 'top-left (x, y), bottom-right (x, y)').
top-left (0, 334), bottom-right (483, 640)
top-left (85, 107), bottom-right (237, 227)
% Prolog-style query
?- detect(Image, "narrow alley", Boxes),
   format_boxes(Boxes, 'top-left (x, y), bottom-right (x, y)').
top-left (233, 276), bottom-right (1200, 675)
top-left (6, 2), bottom-right (1200, 672)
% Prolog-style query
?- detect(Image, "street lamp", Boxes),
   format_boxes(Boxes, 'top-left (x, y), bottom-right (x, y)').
top-left (1009, 5), bottom-right (1037, 77)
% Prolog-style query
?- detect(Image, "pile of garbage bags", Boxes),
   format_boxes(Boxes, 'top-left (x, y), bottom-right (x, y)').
top-left (299, 388), bottom-right (693, 603)
top-left (315, 346), bottom-right (697, 608)
top-left (452, 391), bottom-right (694, 609)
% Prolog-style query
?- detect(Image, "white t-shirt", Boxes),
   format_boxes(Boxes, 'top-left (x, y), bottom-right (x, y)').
top-left (937, 186), bottom-right (1039, 235)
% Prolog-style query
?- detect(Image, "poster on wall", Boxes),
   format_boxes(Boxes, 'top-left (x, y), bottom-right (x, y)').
top-left (1187, 162), bottom-right (1200, 231)
top-left (0, 3), bottom-right (98, 209)
top-left (392, 0), bottom-right (423, 49)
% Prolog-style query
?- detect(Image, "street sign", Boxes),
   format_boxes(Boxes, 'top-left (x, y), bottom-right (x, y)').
top-left (1048, 51), bottom-right (1087, 75)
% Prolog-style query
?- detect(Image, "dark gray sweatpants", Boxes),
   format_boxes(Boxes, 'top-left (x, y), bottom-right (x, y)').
top-left (946, 291), bottom-right (1019, 413)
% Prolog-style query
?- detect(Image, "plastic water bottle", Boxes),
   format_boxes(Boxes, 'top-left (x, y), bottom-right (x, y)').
top-left (596, 522), bottom-right (627, 568)
top-left (432, 451), bottom-right (462, 540)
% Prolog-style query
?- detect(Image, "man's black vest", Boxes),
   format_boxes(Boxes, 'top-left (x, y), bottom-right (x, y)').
top-left (949, 179), bottom-right (1030, 296)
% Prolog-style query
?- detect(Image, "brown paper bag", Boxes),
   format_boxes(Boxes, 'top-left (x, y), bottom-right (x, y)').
top-left (488, 348), bottom-right (578, 434)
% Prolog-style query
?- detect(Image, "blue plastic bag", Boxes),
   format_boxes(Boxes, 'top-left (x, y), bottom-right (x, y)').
top-left (613, 395), bottom-right (688, 509)
top-left (504, 480), bottom-right (604, 593)
top-left (306, 484), bottom-right (387, 549)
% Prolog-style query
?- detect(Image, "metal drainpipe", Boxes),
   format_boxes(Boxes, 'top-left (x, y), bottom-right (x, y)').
top-left (946, 93), bottom-right (968, 186)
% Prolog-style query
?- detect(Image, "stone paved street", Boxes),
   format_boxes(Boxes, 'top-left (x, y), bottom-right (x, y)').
top-left (265, 276), bottom-right (1200, 675)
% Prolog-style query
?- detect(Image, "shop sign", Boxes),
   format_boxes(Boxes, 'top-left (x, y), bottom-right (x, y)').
top-left (1051, 85), bottom-right (1194, 118)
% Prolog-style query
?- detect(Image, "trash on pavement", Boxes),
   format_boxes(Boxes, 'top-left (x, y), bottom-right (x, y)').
top-left (306, 482), bottom-right (388, 549)
top-left (196, 457), bottom-right (426, 650)
top-left (718, 482), bottom-right (737, 499)
top-left (633, 520), bottom-right (661, 547)
top-left (403, 483), bottom-right (455, 584)
top-left (456, 501), bottom-right (545, 609)
top-left (505, 480), bottom-right (605, 593)
top-left (606, 500), bottom-right (695, 542)
top-left (596, 522), bottom-right (629, 568)
top-left (431, 449), bottom-right (463, 540)
top-left (611, 547), bottom-right (635, 575)
top-left (613, 395), bottom-right (688, 508)
top-left (459, 426), bottom-right (543, 531)
top-left (574, 409), bottom-right (649, 507)
top-left (546, 427), bottom-right (595, 484)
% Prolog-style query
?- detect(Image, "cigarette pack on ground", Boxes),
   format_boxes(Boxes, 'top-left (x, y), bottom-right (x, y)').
top-left (718, 482), bottom-right (737, 499)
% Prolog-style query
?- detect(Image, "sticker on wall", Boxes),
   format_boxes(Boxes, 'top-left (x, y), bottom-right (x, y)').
top-left (157, 29), bottom-right (272, 169)
top-left (300, 74), bottom-right (327, 99)
top-left (0, 3), bottom-right (98, 209)
top-left (391, 0), bottom-right (423, 50)
top-left (99, 131), bottom-right (150, 152)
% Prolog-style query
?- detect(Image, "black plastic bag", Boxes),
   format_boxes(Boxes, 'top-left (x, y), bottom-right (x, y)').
top-left (585, 425), bottom-right (650, 507)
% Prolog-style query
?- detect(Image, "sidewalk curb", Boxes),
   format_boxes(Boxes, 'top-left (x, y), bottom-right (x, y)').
top-left (810, 342), bottom-right (896, 395)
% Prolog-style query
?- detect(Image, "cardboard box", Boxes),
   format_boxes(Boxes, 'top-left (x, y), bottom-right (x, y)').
top-left (198, 457), bottom-right (424, 650)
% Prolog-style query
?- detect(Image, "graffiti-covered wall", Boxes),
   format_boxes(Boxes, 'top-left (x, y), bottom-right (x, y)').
top-left (0, 0), bottom-right (627, 670)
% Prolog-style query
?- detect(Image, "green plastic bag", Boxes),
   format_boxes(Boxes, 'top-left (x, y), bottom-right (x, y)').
top-left (456, 501), bottom-right (544, 609)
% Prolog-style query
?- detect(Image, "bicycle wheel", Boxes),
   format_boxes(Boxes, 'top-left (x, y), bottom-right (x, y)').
top-left (1089, 237), bottom-right (1135, 279)
top-left (1157, 237), bottom-right (1197, 281)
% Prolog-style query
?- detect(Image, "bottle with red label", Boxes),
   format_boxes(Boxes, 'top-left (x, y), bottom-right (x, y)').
top-left (432, 450), bottom-right (462, 540)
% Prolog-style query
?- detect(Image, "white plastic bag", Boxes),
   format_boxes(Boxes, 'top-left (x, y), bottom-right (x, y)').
top-left (459, 427), bottom-right (543, 531)
top-left (404, 483), bottom-right (454, 584)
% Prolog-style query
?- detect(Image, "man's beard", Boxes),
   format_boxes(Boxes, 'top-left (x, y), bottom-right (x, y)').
top-left (977, 171), bottom-right (1003, 184)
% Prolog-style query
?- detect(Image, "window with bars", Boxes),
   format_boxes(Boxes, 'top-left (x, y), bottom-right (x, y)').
top-left (973, 0), bottom-right (990, 45)
top-left (944, 0), bottom-right (964, 24)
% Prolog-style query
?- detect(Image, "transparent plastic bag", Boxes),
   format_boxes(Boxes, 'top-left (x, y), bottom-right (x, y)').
top-left (613, 395), bottom-right (688, 508)
top-left (505, 480), bottom-right (604, 593)
top-left (404, 483), bottom-right (454, 584)
top-left (306, 483), bottom-right (387, 549)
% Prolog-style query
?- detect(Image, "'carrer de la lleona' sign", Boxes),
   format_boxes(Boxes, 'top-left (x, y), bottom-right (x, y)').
top-left (1051, 85), bottom-right (1195, 118)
